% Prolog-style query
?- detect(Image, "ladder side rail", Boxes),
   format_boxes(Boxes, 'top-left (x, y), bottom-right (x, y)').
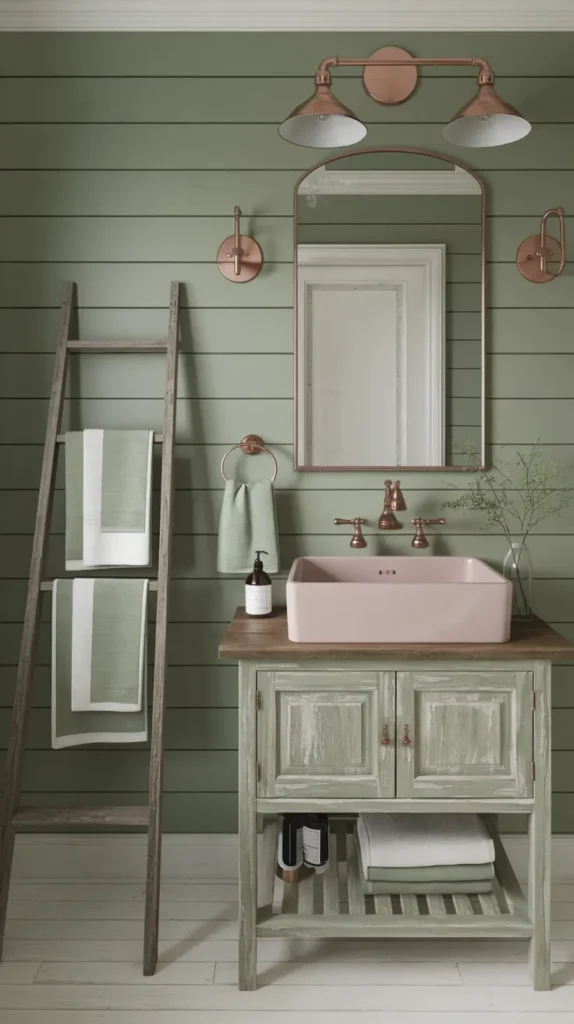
top-left (0, 282), bottom-right (75, 954)
top-left (144, 281), bottom-right (180, 975)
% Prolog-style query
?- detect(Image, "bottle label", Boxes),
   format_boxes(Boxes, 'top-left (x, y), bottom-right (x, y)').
top-left (245, 584), bottom-right (272, 616)
top-left (302, 825), bottom-right (323, 866)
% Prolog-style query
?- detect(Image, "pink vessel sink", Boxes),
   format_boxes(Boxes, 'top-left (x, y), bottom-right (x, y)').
top-left (286, 556), bottom-right (512, 644)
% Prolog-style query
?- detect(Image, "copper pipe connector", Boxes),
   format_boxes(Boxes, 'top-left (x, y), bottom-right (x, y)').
top-left (411, 517), bottom-right (446, 549)
top-left (334, 517), bottom-right (367, 549)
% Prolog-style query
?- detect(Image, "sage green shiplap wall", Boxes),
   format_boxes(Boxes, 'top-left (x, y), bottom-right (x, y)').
top-left (0, 31), bottom-right (573, 832)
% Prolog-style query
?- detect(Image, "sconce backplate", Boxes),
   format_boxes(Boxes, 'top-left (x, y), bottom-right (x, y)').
top-left (216, 234), bottom-right (263, 282)
top-left (516, 234), bottom-right (562, 283)
top-left (363, 46), bottom-right (418, 105)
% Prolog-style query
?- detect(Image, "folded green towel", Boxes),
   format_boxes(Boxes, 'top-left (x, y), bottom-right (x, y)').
top-left (65, 429), bottom-right (152, 570)
top-left (365, 862), bottom-right (494, 883)
top-left (217, 479), bottom-right (279, 574)
top-left (52, 579), bottom-right (148, 749)
top-left (363, 878), bottom-right (493, 895)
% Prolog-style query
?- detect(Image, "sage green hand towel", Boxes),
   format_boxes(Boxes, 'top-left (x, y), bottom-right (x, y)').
top-left (364, 862), bottom-right (494, 883)
top-left (362, 878), bottom-right (493, 895)
top-left (217, 479), bottom-right (279, 574)
top-left (52, 579), bottom-right (148, 749)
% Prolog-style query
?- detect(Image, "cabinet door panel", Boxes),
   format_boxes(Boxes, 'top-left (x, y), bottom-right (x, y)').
top-left (396, 670), bottom-right (532, 799)
top-left (257, 670), bottom-right (395, 798)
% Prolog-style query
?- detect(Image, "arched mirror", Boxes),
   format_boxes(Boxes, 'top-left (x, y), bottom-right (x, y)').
top-left (294, 148), bottom-right (485, 471)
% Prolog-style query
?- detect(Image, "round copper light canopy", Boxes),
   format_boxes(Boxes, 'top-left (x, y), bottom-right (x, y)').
top-left (363, 46), bottom-right (418, 105)
top-left (278, 82), bottom-right (367, 148)
top-left (216, 235), bottom-right (263, 283)
top-left (442, 82), bottom-right (531, 148)
top-left (517, 235), bottom-right (562, 283)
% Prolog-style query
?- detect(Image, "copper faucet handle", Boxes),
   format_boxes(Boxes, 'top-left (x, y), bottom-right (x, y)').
top-left (411, 517), bottom-right (446, 550)
top-left (334, 517), bottom-right (367, 549)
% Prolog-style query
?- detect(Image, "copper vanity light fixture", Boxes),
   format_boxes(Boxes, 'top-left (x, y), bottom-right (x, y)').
top-left (279, 48), bottom-right (530, 150)
top-left (216, 206), bottom-right (263, 283)
top-left (517, 207), bottom-right (566, 283)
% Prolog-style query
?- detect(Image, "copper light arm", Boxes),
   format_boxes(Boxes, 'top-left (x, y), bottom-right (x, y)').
top-left (540, 207), bottom-right (566, 276)
top-left (316, 55), bottom-right (493, 79)
top-left (216, 206), bottom-right (263, 284)
top-left (516, 207), bottom-right (566, 283)
top-left (233, 205), bottom-right (241, 276)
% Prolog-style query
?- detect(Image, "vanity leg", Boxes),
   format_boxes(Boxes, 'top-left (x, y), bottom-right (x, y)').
top-left (238, 661), bottom-right (258, 991)
top-left (528, 661), bottom-right (551, 991)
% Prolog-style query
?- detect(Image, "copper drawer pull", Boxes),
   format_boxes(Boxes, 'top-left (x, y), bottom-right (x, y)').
top-left (402, 724), bottom-right (412, 747)
top-left (381, 723), bottom-right (391, 747)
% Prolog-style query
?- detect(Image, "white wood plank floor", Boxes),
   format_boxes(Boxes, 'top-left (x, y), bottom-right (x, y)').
top-left (3, 880), bottom-right (574, 1021)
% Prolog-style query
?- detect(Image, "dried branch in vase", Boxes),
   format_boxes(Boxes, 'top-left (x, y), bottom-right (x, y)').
top-left (443, 442), bottom-right (572, 618)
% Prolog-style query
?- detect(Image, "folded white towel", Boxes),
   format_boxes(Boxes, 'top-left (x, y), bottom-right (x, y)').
top-left (357, 813), bottom-right (495, 869)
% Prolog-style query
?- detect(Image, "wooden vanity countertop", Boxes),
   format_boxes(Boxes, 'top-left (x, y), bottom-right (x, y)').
top-left (218, 608), bottom-right (574, 661)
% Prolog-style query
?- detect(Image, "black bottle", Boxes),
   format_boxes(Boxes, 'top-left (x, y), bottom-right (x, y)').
top-left (277, 814), bottom-right (303, 871)
top-left (302, 814), bottom-right (329, 870)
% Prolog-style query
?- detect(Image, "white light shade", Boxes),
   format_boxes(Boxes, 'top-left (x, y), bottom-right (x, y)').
top-left (442, 83), bottom-right (531, 148)
top-left (279, 113), bottom-right (367, 148)
top-left (279, 82), bottom-right (367, 148)
top-left (442, 112), bottom-right (531, 147)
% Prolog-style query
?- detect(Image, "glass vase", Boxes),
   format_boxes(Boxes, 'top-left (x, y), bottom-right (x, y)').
top-left (502, 536), bottom-right (533, 620)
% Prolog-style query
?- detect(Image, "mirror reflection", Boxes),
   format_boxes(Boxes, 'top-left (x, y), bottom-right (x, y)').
top-left (295, 150), bottom-right (484, 470)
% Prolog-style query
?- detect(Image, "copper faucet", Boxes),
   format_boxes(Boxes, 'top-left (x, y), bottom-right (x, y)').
top-left (378, 479), bottom-right (406, 530)
top-left (411, 517), bottom-right (446, 549)
top-left (334, 517), bottom-right (367, 549)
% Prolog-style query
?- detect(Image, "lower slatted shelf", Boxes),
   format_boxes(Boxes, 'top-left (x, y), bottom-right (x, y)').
top-left (256, 818), bottom-right (533, 939)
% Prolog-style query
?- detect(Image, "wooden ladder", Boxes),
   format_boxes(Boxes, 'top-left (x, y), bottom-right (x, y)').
top-left (0, 281), bottom-right (180, 976)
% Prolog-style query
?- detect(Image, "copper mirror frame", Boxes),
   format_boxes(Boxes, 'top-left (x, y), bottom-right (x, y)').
top-left (293, 147), bottom-right (486, 472)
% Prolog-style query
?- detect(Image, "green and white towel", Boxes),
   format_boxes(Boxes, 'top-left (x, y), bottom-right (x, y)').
top-left (363, 862), bottom-right (495, 883)
top-left (52, 578), bottom-right (148, 748)
top-left (217, 479), bottom-right (280, 574)
top-left (362, 878), bottom-right (494, 896)
top-left (65, 430), bottom-right (153, 570)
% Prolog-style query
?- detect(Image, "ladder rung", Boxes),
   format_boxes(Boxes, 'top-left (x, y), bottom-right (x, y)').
top-left (56, 433), bottom-right (163, 444)
top-left (12, 805), bottom-right (149, 829)
top-left (67, 340), bottom-right (167, 353)
top-left (41, 580), bottom-right (158, 591)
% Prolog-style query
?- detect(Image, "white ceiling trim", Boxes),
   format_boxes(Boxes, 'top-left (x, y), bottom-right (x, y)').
top-left (2, 0), bottom-right (574, 32)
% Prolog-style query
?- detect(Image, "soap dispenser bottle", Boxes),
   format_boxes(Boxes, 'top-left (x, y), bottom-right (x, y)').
top-left (245, 549), bottom-right (272, 617)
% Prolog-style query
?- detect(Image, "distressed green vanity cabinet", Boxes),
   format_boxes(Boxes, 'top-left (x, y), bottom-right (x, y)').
top-left (219, 609), bottom-right (574, 992)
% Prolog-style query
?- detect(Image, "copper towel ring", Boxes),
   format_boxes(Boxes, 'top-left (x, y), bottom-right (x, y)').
top-left (220, 434), bottom-right (278, 482)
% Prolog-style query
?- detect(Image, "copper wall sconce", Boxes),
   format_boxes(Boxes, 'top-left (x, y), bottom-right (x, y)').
top-left (517, 207), bottom-right (566, 283)
top-left (279, 46), bottom-right (530, 150)
top-left (216, 206), bottom-right (263, 283)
